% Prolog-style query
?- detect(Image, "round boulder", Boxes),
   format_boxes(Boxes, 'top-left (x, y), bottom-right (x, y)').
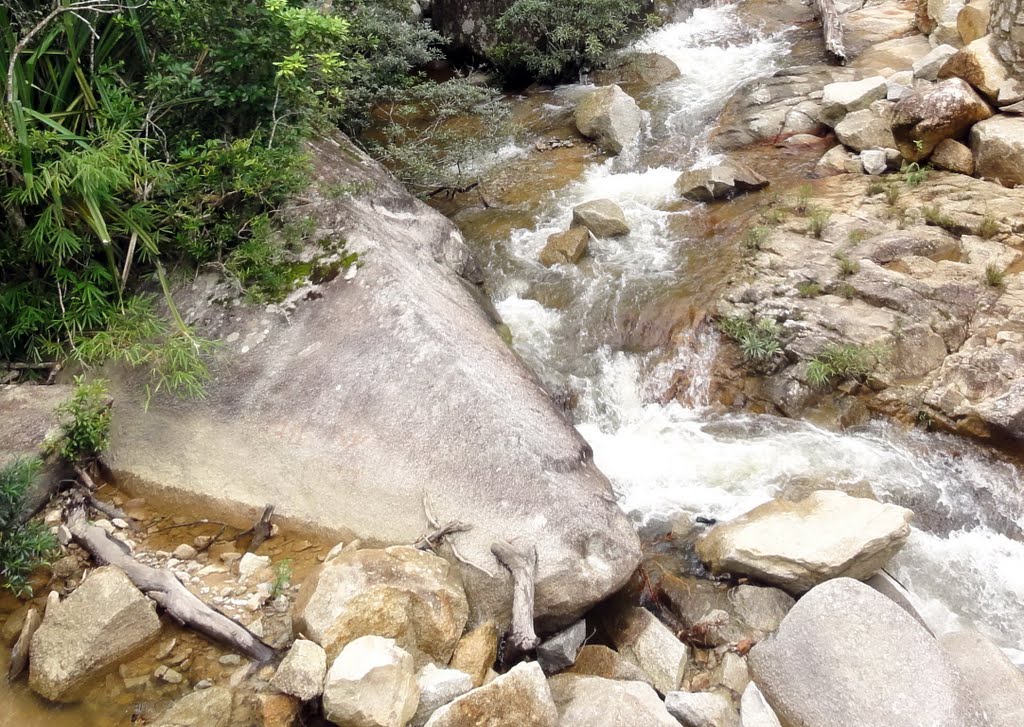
top-left (574, 85), bottom-right (643, 155)
top-left (970, 114), bottom-right (1024, 186)
top-left (323, 635), bottom-right (419, 727)
top-left (891, 77), bottom-right (993, 160)
top-left (571, 199), bottom-right (630, 238)
top-left (293, 545), bottom-right (468, 666)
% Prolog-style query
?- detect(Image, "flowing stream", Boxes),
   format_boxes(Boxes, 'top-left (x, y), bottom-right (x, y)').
top-left (458, 4), bottom-right (1024, 660)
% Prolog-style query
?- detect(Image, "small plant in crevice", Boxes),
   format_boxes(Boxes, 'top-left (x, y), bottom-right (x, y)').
top-left (922, 205), bottom-right (956, 231)
top-left (866, 180), bottom-right (887, 197)
top-left (744, 226), bottom-right (771, 251)
top-left (805, 343), bottom-right (884, 388)
top-left (836, 282), bottom-right (856, 299)
top-left (902, 162), bottom-right (929, 187)
top-left (793, 184), bottom-right (814, 216)
top-left (885, 183), bottom-right (901, 206)
top-left (978, 215), bottom-right (999, 240)
top-left (718, 315), bottom-right (783, 366)
top-left (797, 281), bottom-right (823, 298)
top-left (271, 559), bottom-right (294, 599)
top-left (847, 229), bottom-right (869, 245)
top-left (0, 458), bottom-right (58, 597)
top-left (48, 378), bottom-right (112, 464)
top-left (835, 251), bottom-right (859, 277)
top-left (807, 207), bottom-right (831, 238)
top-left (916, 409), bottom-right (934, 430)
top-left (985, 264), bottom-right (1006, 289)
top-left (760, 207), bottom-right (789, 226)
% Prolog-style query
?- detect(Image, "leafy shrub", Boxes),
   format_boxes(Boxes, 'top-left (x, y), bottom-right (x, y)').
top-left (805, 343), bottom-right (882, 388)
top-left (50, 378), bottom-right (112, 462)
top-left (493, 0), bottom-right (646, 82)
top-left (719, 316), bottom-right (783, 365)
top-left (0, 458), bottom-right (57, 597)
top-left (902, 162), bottom-right (929, 186)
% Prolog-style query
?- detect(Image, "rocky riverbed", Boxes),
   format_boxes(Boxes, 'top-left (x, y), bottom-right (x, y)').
top-left (4, 0), bottom-right (1024, 724)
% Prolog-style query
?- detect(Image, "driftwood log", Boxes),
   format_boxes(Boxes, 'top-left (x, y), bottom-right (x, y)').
top-left (816, 0), bottom-right (848, 64)
top-left (7, 607), bottom-right (41, 681)
top-left (66, 495), bottom-right (275, 662)
top-left (491, 540), bottom-right (539, 665)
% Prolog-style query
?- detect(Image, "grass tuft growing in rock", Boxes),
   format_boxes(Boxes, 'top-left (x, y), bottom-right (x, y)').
top-left (805, 343), bottom-right (883, 388)
top-left (744, 225), bottom-right (772, 251)
top-left (797, 281), bottom-right (823, 298)
top-left (718, 315), bottom-right (783, 365)
top-left (807, 207), bottom-right (831, 239)
top-left (922, 205), bottom-right (956, 231)
top-left (978, 215), bottom-right (999, 240)
top-left (0, 458), bottom-right (58, 597)
top-left (902, 162), bottom-right (929, 187)
top-left (985, 264), bottom-right (1006, 289)
top-left (835, 252), bottom-right (859, 277)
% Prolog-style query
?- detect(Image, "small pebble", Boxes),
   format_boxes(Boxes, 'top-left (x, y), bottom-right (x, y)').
top-left (195, 679), bottom-right (213, 690)
top-left (112, 518), bottom-right (130, 529)
top-left (219, 654), bottom-right (242, 666)
top-left (160, 668), bottom-right (183, 684)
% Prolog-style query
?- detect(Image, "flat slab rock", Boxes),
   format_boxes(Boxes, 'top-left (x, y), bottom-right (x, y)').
top-left (424, 661), bottom-right (558, 727)
top-left (749, 578), bottom-right (986, 727)
top-left (549, 674), bottom-right (680, 727)
top-left (696, 490), bottom-right (913, 594)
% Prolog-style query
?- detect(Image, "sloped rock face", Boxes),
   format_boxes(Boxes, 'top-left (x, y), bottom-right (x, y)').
top-left (105, 133), bottom-right (641, 627)
top-left (696, 491), bottom-right (913, 594)
top-left (749, 578), bottom-right (987, 727)
top-left (30, 566), bottom-right (162, 702)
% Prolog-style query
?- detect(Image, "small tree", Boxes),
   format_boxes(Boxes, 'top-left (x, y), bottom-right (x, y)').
top-left (0, 457), bottom-right (57, 596)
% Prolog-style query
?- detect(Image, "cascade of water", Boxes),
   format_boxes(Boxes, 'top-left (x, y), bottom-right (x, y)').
top-left (478, 4), bottom-right (1024, 653)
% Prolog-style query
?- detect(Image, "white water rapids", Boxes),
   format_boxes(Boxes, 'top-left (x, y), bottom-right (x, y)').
top-left (473, 5), bottom-right (1024, 660)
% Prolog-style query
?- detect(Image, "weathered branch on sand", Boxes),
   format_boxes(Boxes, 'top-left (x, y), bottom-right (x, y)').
top-left (66, 494), bottom-right (275, 662)
top-left (815, 0), bottom-right (847, 64)
top-left (246, 504), bottom-right (275, 553)
top-left (491, 539), bottom-right (540, 665)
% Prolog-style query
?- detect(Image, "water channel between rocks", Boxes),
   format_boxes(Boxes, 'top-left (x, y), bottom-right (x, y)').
top-left (440, 4), bottom-right (1024, 661)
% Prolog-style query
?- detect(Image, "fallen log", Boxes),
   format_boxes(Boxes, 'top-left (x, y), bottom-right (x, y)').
top-left (66, 495), bottom-right (275, 663)
top-left (491, 540), bottom-right (540, 665)
top-left (7, 607), bottom-right (41, 681)
top-left (815, 0), bottom-right (847, 64)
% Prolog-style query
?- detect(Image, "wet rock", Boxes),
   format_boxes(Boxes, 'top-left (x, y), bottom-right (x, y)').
top-left (913, 44), bottom-right (959, 81)
top-left (294, 545), bottom-right (468, 666)
top-left (835, 105), bottom-right (897, 152)
top-left (696, 490), bottom-right (913, 594)
top-left (105, 133), bottom-right (641, 629)
top-left (665, 691), bottom-right (740, 727)
top-left (270, 638), bottom-right (326, 701)
top-left (819, 76), bottom-right (888, 126)
top-left (448, 620), bottom-right (498, 687)
top-left (412, 664), bottom-right (474, 727)
top-left (154, 685), bottom-right (234, 727)
top-left (739, 682), bottom-right (781, 727)
top-left (564, 644), bottom-right (653, 685)
top-left (970, 114), bottom-right (1024, 186)
top-left (675, 161), bottom-right (769, 202)
top-left (540, 227), bottom-right (591, 267)
top-left (749, 578), bottom-right (986, 727)
top-left (939, 35), bottom-right (1008, 101)
top-left (860, 149), bottom-right (889, 175)
top-left (956, 0), bottom-right (989, 44)
top-left (891, 77), bottom-right (992, 160)
top-left (939, 628), bottom-right (1024, 726)
top-left (424, 661), bottom-right (557, 727)
top-left (930, 137), bottom-right (975, 174)
top-left (29, 566), bottom-right (162, 702)
top-left (571, 199), bottom-right (630, 238)
top-left (548, 674), bottom-right (679, 727)
top-left (536, 620), bottom-right (586, 674)
top-left (593, 52), bottom-right (681, 91)
top-left (604, 606), bottom-right (689, 694)
top-left (573, 85), bottom-right (642, 155)
top-left (322, 635), bottom-right (419, 727)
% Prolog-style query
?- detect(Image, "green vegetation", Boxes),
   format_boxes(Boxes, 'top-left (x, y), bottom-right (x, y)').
top-left (985, 264), bottom-right (1006, 289)
top-left (885, 183), bottom-right (901, 206)
top-left (49, 378), bottom-right (112, 462)
top-left (922, 204), bottom-right (956, 231)
top-left (902, 162), bottom-right (929, 186)
top-left (837, 282), bottom-right (856, 299)
top-left (271, 558), bottom-right (293, 598)
top-left (0, 458), bottom-right (57, 597)
top-left (807, 207), bottom-right (831, 239)
top-left (796, 281), bottom-right (822, 298)
top-left (847, 229), bottom-right (868, 245)
top-left (493, 0), bottom-right (648, 81)
top-left (835, 251), bottom-right (859, 277)
top-left (719, 315), bottom-right (783, 365)
top-left (978, 215), bottom-right (999, 240)
top-left (744, 225), bottom-right (771, 251)
top-left (805, 343), bottom-right (883, 388)
top-left (866, 180), bottom-right (887, 196)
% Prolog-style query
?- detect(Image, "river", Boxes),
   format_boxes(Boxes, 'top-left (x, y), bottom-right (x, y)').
top-left (448, 3), bottom-right (1024, 662)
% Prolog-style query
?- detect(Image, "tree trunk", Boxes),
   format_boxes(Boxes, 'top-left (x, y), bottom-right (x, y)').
top-left (816, 0), bottom-right (848, 64)
top-left (491, 540), bottom-right (539, 665)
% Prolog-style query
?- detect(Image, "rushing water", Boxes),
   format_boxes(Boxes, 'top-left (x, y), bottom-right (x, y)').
top-left (465, 4), bottom-right (1024, 660)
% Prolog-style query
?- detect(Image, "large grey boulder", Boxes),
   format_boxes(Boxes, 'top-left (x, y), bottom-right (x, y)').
top-left (835, 106), bottom-right (896, 151)
top-left (696, 490), bottom-right (913, 594)
top-left (940, 628), bottom-right (1024, 727)
top-left (549, 674), bottom-right (680, 727)
top-left (749, 578), bottom-right (987, 727)
top-left (593, 52), bottom-right (682, 91)
top-left (571, 199), bottom-right (630, 238)
top-left (665, 691), bottom-right (740, 727)
top-left (574, 85), bottom-right (643, 155)
top-left (604, 606), bottom-right (689, 694)
top-left (270, 638), bottom-right (327, 701)
top-left (322, 635), bottom-right (419, 727)
top-left (675, 161), bottom-right (769, 202)
top-left (891, 78), bottom-right (993, 160)
top-left (104, 133), bottom-right (641, 627)
top-left (914, 44), bottom-right (959, 81)
top-left (970, 114), bottom-right (1024, 186)
top-left (30, 566), bottom-right (162, 702)
top-left (424, 661), bottom-right (558, 727)
top-left (293, 545), bottom-right (468, 665)
top-left (739, 682), bottom-right (781, 727)
top-left (536, 620), bottom-right (586, 674)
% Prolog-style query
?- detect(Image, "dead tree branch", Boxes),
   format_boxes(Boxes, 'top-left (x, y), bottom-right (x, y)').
top-left (491, 539), bottom-right (539, 665)
top-left (815, 0), bottom-right (847, 64)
